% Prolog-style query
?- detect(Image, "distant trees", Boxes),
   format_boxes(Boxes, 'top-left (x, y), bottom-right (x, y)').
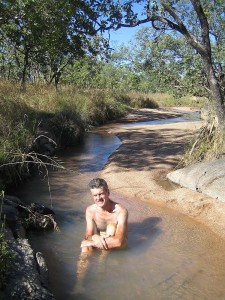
top-left (60, 30), bottom-right (207, 98)
top-left (97, 0), bottom-right (225, 129)
top-left (132, 28), bottom-right (207, 97)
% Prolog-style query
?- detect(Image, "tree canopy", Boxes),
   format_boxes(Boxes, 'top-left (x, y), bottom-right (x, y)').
top-left (0, 0), bottom-right (108, 88)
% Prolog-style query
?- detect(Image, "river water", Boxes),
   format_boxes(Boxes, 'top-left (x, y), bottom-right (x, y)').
top-left (17, 115), bottom-right (225, 300)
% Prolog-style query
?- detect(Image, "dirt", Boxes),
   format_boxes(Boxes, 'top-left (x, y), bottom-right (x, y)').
top-left (98, 107), bottom-right (225, 240)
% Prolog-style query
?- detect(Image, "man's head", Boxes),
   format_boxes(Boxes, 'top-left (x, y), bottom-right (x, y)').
top-left (88, 178), bottom-right (110, 208)
top-left (88, 178), bottom-right (109, 192)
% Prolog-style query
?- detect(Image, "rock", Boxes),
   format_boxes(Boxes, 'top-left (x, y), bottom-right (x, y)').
top-left (167, 158), bottom-right (225, 202)
top-left (33, 132), bottom-right (57, 156)
top-left (36, 252), bottom-right (49, 289)
top-left (1, 195), bottom-right (58, 299)
top-left (4, 229), bottom-right (55, 300)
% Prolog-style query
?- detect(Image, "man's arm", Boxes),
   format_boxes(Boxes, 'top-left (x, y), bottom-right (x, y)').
top-left (81, 206), bottom-right (108, 250)
top-left (103, 206), bottom-right (128, 249)
top-left (85, 206), bottom-right (95, 240)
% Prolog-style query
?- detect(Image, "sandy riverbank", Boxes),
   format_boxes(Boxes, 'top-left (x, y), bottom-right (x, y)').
top-left (98, 107), bottom-right (225, 240)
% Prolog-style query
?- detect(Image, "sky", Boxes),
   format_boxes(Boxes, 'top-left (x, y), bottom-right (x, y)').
top-left (103, 3), bottom-right (147, 48)
top-left (104, 24), bottom-right (147, 48)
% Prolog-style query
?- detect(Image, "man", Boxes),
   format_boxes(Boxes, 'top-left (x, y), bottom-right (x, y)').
top-left (80, 178), bottom-right (128, 252)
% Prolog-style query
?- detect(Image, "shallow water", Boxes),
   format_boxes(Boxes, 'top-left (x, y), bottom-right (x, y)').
top-left (16, 118), bottom-right (225, 300)
top-left (125, 111), bottom-right (200, 127)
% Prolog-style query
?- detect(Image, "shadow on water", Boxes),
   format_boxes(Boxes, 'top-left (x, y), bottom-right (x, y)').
top-left (127, 217), bottom-right (162, 252)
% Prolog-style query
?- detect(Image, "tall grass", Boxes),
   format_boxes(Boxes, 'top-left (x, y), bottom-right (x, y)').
top-left (180, 119), bottom-right (225, 167)
top-left (0, 80), bottom-right (205, 190)
top-left (0, 82), bottom-right (137, 189)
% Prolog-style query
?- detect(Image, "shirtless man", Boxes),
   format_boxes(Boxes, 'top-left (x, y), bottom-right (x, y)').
top-left (80, 178), bottom-right (128, 252)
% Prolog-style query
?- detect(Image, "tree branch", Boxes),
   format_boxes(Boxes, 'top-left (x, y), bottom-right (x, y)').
top-left (190, 0), bottom-right (211, 54)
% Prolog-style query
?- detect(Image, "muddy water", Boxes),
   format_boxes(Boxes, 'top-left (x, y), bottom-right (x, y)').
top-left (17, 123), bottom-right (225, 300)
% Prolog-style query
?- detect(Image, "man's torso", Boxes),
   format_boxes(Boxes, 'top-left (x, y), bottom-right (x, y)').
top-left (90, 202), bottom-right (121, 232)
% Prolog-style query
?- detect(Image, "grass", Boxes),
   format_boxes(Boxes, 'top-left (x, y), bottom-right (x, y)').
top-left (0, 80), bottom-right (207, 190)
top-left (179, 117), bottom-right (225, 167)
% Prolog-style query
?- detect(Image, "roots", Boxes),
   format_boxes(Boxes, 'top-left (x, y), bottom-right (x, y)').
top-left (18, 203), bottom-right (59, 231)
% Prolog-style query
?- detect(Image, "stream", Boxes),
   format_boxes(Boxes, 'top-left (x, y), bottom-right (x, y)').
top-left (16, 113), bottom-right (225, 300)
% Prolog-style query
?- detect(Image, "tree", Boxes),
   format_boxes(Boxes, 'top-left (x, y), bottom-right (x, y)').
top-left (132, 27), bottom-right (207, 96)
top-left (97, 0), bottom-right (225, 130)
top-left (0, 0), bottom-right (109, 89)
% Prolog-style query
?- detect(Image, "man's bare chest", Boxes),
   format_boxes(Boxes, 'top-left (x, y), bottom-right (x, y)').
top-left (94, 210), bottom-right (118, 231)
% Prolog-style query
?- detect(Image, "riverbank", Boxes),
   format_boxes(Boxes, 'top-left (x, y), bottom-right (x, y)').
top-left (99, 107), bottom-right (225, 240)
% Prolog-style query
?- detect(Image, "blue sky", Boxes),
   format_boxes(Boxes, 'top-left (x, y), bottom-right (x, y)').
top-left (103, 3), bottom-right (147, 48)
top-left (104, 24), bottom-right (147, 48)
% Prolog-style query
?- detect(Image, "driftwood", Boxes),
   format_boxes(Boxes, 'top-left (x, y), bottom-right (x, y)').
top-left (18, 203), bottom-right (59, 231)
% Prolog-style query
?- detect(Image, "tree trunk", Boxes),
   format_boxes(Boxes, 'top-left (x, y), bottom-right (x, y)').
top-left (21, 47), bottom-right (30, 92)
top-left (203, 56), bottom-right (225, 130)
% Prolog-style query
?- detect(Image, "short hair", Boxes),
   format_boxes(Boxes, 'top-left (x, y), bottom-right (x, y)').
top-left (88, 178), bottom-right (109, 191)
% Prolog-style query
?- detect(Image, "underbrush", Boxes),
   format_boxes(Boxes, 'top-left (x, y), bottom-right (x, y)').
top-left (179, 118), bottom-right (225, 167)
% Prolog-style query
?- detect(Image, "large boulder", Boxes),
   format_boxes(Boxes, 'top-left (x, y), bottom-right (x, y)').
top-left (167, 158), bottom-right (225, 202)
top-left (4, 229), bottom-right (55, 300)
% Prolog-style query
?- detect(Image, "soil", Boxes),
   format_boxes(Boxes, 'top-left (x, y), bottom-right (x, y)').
top-left (98, 107), bottom-right (225, 240)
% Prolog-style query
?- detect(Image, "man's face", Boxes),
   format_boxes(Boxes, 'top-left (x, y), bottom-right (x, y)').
top-left (90, 187), bottom-right (110, 208)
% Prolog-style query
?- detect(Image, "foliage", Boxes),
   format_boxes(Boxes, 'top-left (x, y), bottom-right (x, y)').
top-left (0, 192), bottom-right (14, 290)
top-left (0, 0), bottom-right (109, 87)
top-left (131, 29), bottom-right (208, 97)
top-left (46, 110), bottom-right (85, 147)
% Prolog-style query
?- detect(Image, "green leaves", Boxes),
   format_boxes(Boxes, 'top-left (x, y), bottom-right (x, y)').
top-left (0, 0), bottom-right (110, 85)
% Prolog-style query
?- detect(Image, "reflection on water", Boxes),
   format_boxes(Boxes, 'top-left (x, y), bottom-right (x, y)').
top-left (126, 111), bottom-right (200, 127)
top-left (17, 118), bottom-right (225, 300)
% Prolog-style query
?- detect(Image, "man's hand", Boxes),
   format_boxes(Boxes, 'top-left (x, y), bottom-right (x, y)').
top-left (92, 234), bottom-right (108, 250)
top-left (80, 240), bottom-right (93, 248)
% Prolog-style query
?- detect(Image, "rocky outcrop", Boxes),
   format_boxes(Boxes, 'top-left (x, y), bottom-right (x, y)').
top-left (4, 229), bottom-right (55, 300)
top-left (1, 195), bottom-right (56, 299)
top-left (167, 158), bottom-right (225, 202)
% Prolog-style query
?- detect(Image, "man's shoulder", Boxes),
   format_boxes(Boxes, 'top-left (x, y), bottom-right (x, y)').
top-left (86, 204), bottom-right (96, 213)
top-left (115, 203), bottom-right (128, 214)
